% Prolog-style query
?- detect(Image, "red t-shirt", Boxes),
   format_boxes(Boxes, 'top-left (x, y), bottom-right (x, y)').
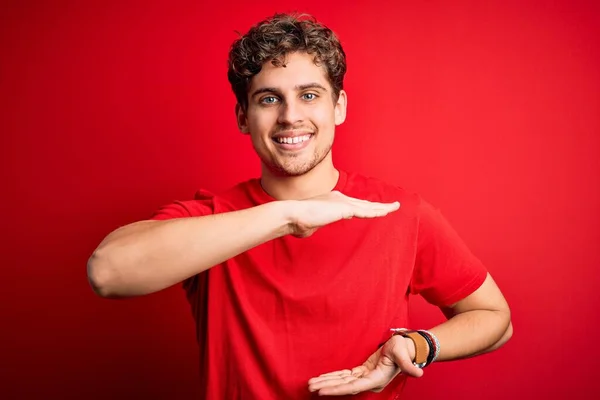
top-left (151, 170), bottom-right (487, 399)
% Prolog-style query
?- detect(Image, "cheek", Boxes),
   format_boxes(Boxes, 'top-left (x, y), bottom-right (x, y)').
top-left (247, 109), bottom-right (276, 133)
top-left (312, 106), bottom-right (336, 130)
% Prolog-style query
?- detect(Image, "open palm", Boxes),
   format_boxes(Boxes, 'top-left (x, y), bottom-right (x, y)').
top-left (308, 336), bottom-right (423, 396)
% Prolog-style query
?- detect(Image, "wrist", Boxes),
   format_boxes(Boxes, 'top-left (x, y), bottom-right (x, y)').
top-left (272, 200), bottom-right (300, 237)
top-left (391, 329), bottom-right (432, 368)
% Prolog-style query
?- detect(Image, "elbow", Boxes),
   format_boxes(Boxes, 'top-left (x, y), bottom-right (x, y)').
top-left (497, 319), bottom-right (513, 349)
top-left (488, 312), bottom-right (513, 353)
top-left (87, 248), bottom-right (122, 299)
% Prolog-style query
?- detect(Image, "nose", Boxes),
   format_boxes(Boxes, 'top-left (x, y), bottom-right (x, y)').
top-left (277, 99), bottom-right (304, 126)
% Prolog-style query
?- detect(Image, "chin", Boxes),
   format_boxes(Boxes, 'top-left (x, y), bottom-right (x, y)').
top-left (260, 145), bottom-right (332, 177)
top-left (271, 162), bottom-right (316, 177)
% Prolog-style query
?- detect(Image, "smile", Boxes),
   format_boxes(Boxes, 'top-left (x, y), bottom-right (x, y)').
top-left (274, 134), bottom-right (312, 144)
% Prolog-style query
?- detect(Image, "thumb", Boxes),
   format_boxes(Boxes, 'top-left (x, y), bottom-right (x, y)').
top-left (384, 339), bottom-right (424, 378)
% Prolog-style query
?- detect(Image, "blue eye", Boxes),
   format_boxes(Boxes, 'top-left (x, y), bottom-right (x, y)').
top-left (261, 96), bottom-right (279, 104)
top-left (302, 93), bottom-right (317, 101)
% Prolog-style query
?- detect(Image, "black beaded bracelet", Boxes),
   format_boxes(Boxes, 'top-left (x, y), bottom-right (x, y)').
top-left (416, 330), bottom-right (435, 367)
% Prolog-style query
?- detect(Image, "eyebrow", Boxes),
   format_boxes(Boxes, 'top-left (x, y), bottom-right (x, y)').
top-left (250, 82), bottom-right (328, 98)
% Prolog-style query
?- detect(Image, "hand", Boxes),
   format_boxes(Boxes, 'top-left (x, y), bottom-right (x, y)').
top-left (287, 191), bottom-right (400, 238)
top-left (307, 335), bottom-right (424, 396)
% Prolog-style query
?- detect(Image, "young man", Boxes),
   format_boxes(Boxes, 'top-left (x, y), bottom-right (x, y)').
top-left (87, 13), bottom-right (512, 399)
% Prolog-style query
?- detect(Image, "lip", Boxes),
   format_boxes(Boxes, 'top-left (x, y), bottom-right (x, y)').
top-left (271, 130), bottom-right (314, 139)
top-left (272, 133), bottom-right (313, 151)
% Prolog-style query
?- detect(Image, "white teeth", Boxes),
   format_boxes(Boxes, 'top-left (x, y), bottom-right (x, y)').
top-left (276, 134), bottom-right (311, 144)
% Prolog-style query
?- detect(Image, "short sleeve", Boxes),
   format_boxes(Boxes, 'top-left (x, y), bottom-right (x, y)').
top-left (147, 189), bottom-right (216, 300)
top-left (409, 198), bottom-right (488, 307)
top-left (149, 189), bottom-right (216, 220)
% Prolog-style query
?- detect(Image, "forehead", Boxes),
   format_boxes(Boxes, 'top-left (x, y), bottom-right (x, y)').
top-left (248, 52), bottom-right (330, 92)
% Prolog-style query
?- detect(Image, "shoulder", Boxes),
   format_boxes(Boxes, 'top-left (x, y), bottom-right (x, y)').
top-left (208, 178), bottom-right (261, 211)
top-left (150, 179), bottom-right (258, 220)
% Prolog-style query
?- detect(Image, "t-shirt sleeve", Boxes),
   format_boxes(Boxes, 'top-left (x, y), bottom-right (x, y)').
top-left (149, 189), bottom-right (216, 220)
top-left (147, 189), bottom-right (216, 302)
top-left (409, 197), bottom-right (488, 307)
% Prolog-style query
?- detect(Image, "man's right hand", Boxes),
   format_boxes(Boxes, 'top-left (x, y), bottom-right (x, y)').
top-left (287, 191), bottom-right (400, 238)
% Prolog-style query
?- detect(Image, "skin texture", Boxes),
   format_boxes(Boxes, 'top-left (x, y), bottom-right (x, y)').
top-left (236, 51), bottom-right (348, 200)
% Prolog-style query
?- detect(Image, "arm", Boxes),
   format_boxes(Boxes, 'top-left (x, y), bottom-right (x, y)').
top-left (87, 191), bottom-right (400, 298)
top-left (410, 198), bottom-right (513, 360)
top-left (389, 274), bottom-right (511, 370)
top-left (308, 274), bottom-right (512, 395)
top-left (432, 273), bottom-right (512, 361)
top-left (87, 201), bottom-right (291, 298)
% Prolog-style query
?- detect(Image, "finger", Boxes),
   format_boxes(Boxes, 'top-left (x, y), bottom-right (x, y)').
top-left (310, 369), bottom-right (352, 380)
top-left (308, 375), bottom-right (359, 392)
top-left (346, 196), bottom-right (399, 206)
top-left (308, 374), bottom-right (353, 385)
top-left (308, 369), bottom-right (352, 385)
top-left (357, 201), bottom-right (400, 212)
top-left (346, 196), bottom-right (400, 208)
top-left (357, 200), bottom-right (400, 209)
top-left (309, 362), bottom-right (372, 388)
top-left (318, 369), bottom-right (352, 377)
top-left (316, 376), bottom-right (380, 396)
top-left (309, 376), bottom-right (355, 386)
top-left (350, 206), bottom-right (398, 219)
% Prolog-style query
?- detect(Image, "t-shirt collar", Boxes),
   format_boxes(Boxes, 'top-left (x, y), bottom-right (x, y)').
top-left (247, 169), bottom-right (348, 205)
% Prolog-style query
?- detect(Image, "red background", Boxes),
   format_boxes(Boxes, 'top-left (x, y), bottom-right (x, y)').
top-left (2, 0), bottom-right (599, 398)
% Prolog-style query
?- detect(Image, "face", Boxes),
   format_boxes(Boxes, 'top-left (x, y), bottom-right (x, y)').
top-left (236, 52), bottom-right (347, 176)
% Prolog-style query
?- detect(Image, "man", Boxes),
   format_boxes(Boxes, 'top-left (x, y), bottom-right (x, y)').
top-left (87, 13), bottom-right (512, 399)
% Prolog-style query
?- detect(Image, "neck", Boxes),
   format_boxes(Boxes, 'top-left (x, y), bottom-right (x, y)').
top-left (260, 154), bottom-right (339, 200)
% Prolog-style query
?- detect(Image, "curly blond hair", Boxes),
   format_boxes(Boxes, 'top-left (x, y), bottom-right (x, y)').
top-left (227, 13), bottom-right (347, 110)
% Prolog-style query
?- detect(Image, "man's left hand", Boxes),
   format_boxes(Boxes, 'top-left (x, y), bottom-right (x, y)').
top-left (307, 335), bottom-right (424, 396)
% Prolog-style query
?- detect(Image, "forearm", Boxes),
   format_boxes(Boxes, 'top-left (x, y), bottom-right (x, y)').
top-left (429, 309), bottom-right (512, 361)
top-left (87, 201), bottom-right (292, 298)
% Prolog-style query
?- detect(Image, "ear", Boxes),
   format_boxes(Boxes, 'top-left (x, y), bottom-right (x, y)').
top-left (235, 103), bottom-right (249, 134)
top-left (334, 90), bottom-right (347, 126)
